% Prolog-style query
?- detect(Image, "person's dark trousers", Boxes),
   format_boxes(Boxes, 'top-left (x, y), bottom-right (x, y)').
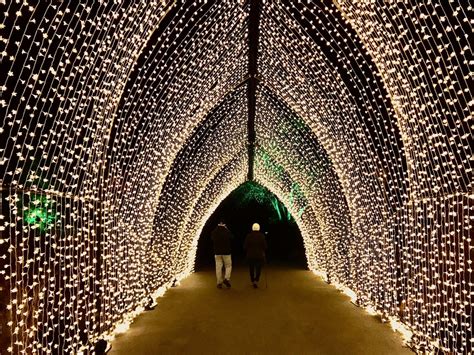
top-left (248, 258), bottom-right (263, 282)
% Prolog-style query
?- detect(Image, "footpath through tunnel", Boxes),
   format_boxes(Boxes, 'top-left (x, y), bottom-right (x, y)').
top-left (0, 1), bottom-right (472, 354)
top-left (109, 267), bottom-right (412, 355)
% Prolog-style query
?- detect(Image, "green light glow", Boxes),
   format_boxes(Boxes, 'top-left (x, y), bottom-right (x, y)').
top-left (255, 148), bottom-right (308, 222)
top-left (22, 195), bottom-right (56, 231)
top-left (271, 196), bottom-right (282, 221)
top-left (234, 181), bottom-right (272, 206)
top-left (232, 180), bottom-right (302, 223)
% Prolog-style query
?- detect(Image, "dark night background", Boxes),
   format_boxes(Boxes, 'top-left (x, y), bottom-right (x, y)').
top-left (195, 182), bottom-right (307, 270)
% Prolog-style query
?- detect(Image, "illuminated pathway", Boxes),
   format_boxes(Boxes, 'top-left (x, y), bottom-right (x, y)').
top-left (110, 267), bottom-right (411, 355)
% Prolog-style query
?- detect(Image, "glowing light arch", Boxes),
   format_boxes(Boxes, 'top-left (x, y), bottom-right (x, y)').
top-left (0, 1), bottom-right (471, 354)
top-left (179, 156), bottom-right (323, 281)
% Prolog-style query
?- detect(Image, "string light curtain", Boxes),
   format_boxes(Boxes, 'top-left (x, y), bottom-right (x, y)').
top-left (333, 3), bottom-right (472, 350)
top-left (150, 86), bottom-right (248, 285)
top-left (99, 1), bottom-right (248, 336)
top-left (179, 152), bottom-right (249, 277)
top-left (1, 1), bottom-right (174, 352)
top-left (255, 85), bottom-right (352, 284)
top-left (1, 1), bottom-right (249, 352)
top-left (0, 0), bottom-right (471, 353)
top-left (256, 1), bottom-right (472, 352)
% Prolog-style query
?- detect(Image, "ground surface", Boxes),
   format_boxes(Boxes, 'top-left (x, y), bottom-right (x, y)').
top-left (110, 266), bottom-right (412, 355)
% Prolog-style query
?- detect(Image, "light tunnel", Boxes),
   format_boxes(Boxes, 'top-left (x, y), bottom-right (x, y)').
top-left (0, 1), bottom-right (472, 354)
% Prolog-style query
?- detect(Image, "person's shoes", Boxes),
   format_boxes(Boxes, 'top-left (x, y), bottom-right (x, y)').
top-left (223, 279), bottom-right (231, 288)
top-left (217, 283), bottom-right (223, 289)
top-left (253, 282), bottom-right (258, 288)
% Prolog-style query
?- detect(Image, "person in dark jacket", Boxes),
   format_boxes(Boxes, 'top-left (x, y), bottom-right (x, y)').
top-left (244, 223), bottom-right (267, 288)
top-left (211, 221), bottom-right (233, 288)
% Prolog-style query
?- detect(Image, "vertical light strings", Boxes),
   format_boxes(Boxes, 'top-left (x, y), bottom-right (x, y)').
top-left (0, 0), bottom-right (471, 353)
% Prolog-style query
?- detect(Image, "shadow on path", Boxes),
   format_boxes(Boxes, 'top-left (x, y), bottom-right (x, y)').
top-left (110, 266), bottom-right (412, 355)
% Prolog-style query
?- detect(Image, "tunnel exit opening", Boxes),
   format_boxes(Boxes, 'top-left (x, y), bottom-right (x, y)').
top-left (195, 181), bottom-right (307, 270)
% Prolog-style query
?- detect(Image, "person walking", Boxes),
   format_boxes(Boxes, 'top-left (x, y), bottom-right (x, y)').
top-left (244, 223), bottom-right (267, 288)
top-left (211, 221), bottom-right (233, 289)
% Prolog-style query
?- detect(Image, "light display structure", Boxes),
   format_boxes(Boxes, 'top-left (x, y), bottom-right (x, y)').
top-left (0, 1), bottom-right (472, 353)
